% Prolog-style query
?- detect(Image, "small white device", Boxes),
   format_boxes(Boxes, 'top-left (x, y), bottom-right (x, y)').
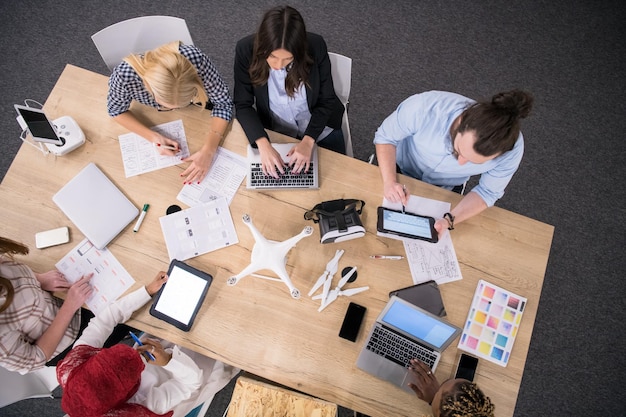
top-left (15, 104), bottom-right (85, 156)
top-left (35, 226), bottom-right (70, 249)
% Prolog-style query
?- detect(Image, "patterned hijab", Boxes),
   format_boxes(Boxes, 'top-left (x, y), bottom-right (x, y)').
top-left (57, 344), bottom-right (173, 417)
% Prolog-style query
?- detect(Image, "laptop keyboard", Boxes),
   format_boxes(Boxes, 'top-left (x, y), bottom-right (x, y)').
top-left (366, 325), bottom-right (438, 369)
top-left (249, 163), bottom-right (315, 188)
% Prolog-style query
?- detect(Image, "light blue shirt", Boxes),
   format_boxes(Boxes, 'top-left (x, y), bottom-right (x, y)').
top-left (373, 91), bottom-right (524, 207)
top-left (268, 68), bottom-right (332, 140)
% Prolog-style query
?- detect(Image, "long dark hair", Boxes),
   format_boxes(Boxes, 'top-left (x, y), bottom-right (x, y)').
top-left (458, 90), bottom-right (534, 156)
top-left (249, 5), bottom-right (313, 96)
top-left (0, 237), bottom-right (29, 313)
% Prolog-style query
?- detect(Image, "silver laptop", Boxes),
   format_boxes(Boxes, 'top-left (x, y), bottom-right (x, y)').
top-left (246, 143), bottom-right (319, 189)
top-left (53, 163), bottom-right (138, 249)
top-left (356, 296), bottom-right (461, 392)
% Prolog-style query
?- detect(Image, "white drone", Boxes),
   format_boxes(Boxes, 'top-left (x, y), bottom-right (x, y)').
top-left (227, 214), bottom-right (313, 299)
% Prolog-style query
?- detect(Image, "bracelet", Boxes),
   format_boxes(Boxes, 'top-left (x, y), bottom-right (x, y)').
top-left (443, 212), bottom-right (455, 230)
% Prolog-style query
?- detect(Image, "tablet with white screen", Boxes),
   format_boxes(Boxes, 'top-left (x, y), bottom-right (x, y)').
top-left (149, 259), bottom-right (212, 331)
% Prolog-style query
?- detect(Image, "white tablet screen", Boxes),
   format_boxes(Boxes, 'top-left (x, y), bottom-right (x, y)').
top-left (153, 265), bottom-right (208, 325)
top-left (383, 209), bottom-right (432, 239)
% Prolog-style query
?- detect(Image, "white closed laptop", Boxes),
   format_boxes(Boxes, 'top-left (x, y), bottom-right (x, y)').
top-left (53, 163), bottom-right (138, 249)
top-left (356, 296), bottom-right (461, 392)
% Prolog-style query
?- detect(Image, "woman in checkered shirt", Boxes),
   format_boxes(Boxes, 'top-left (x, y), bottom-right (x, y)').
top-left (107, 41), bottom-right (233, 184)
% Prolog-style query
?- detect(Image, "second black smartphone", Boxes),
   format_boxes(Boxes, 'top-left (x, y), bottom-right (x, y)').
top-left (455, 353), bottom-right (479, 381)
top-left (338, 302), bottom-right (366, 342)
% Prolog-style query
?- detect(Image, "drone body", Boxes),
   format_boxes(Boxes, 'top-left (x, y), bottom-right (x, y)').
top-left (227, 214), bottom-right (313, 299)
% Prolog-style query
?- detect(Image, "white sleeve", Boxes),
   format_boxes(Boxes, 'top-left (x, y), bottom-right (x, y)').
top-left (74, 287), bottom-right (151, 348)
top-left (142, 345), bottom-right (204, 414)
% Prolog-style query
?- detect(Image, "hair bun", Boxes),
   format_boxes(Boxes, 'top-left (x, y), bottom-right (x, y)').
top-left (492, 89), bottom-right (533, 119)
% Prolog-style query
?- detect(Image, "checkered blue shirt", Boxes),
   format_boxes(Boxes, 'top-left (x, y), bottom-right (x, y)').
top-left (107, 44), bottom-right (233, 121)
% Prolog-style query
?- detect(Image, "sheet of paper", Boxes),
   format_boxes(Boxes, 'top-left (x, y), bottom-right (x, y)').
top-left (177, 146), bottom-right (247, 206)
top-left (379, 195), bottom-right (463, 285)
top-left (55, 238), bottom-right (135, 314)
top-left (119, 119), bottom-right (190, 177)
top-left (458, 280), bottom-right (527, 367)
top-left (159, 197), bottom-right (238, 261)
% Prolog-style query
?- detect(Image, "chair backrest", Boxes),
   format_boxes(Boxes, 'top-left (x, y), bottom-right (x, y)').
top-left (91, 16), bottom-right (194, 71)
top-left (328, 52), bottom-right (354, 157)
top-left (0, 366), bottom-right (59, 408)
top-left (328, 52), bottom-right (352, 105)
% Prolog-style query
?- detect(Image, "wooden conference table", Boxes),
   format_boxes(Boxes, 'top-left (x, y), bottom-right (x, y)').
top-left (0, 65), bottom-right (554, 417)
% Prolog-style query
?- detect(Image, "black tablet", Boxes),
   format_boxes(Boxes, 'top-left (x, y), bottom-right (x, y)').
top-left (389, 280), bottom-right (447, 317)
top-left (377, 206), bottom-right (438, 243)
top-left (149, 259), bottom-right (212, 331)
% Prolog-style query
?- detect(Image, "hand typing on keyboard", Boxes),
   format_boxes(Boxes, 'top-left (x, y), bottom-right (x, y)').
top-left (256, 138), bottom-right (287, 178)
top-left (407, 359), bottom-right (440, 405)
top-left (407, 359), bottom-right (495, 416)
top-left (286, 136), bottom-right (315, 174)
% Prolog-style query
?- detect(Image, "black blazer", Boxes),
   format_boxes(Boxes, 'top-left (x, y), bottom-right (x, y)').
top-left (234, 32), bottom-right (344, 146)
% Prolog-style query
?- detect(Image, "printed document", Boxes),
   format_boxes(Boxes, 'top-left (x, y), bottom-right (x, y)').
top-left (55, 238), bottom-right (135, 314)
top-left (177, 146), bottom-right (247, 206)
top-left (119, 119), bottom-right (190, 177)
top-left (159, 197), bottom-right (238, 261)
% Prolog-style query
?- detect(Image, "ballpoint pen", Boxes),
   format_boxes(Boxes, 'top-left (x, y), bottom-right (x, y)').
top-left (370, 255), bottom-right (404, 260)
top-left (133, 204), bottom-right (149, 232)
top-left (402, 184), bottom-right (407, 213)
top-left (128, 331), bottom-right (156, 361)
top-left (155, 143), bottom-right (178, 151)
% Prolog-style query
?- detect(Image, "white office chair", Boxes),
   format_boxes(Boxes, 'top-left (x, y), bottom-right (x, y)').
top-left (91, 16), bottom-right (194, 72)
top-left (0, 366), bottom-right (59, 409)
top-left (328, 52), bottom-right (354, 157)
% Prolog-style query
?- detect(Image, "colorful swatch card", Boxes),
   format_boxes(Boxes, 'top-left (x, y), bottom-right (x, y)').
top-left (458, 280), bottom-right (527, 367)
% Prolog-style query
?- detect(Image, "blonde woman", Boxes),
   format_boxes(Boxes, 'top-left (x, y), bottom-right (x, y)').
top-left (0, 237), bottom-right (92, 374)
top-left (107, 41), bottom-right (233, 184)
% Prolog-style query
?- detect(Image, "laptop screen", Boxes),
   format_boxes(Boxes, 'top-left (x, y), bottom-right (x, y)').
top-left (381, 299), bottom-right (458, 348)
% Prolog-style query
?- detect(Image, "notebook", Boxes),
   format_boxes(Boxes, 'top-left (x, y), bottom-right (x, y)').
top-left (356, 296), bottom-right (461, 392)
top-left (53, 163), bottom-right (138, 249)
top-left (246, 143), bottom-right (319, 189)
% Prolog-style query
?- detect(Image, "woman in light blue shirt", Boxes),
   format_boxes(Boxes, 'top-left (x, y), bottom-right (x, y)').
top-left (374, 90), bottom-right (533, 235)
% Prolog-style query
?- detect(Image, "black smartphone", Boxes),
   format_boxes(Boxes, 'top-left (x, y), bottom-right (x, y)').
top-left (455, 353), bottom-right (478, 381)
top-left (338, 302), bottom-right (367, 342)
top-left (376, 206), bottom-right (438, 243)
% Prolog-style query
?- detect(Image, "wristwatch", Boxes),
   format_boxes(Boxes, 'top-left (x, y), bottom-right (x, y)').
top-left (443, 212), bottom-right (455, 230)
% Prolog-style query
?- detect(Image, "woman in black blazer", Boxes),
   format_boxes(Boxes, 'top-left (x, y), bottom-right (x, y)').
top-left (234, 5), bottom-right (345, 178)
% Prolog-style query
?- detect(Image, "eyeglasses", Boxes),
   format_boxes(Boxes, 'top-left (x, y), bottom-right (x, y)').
top-left (156, 101), bottom-right (204, 112)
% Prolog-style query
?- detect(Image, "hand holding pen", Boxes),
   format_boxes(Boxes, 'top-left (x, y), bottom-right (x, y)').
top-left (402, 184), bottom-right (407, 213)
top-left (129, 331), bottom-right (156, 361)
top-left (382, 181), bottom-right (409, 207)
top-left (129, 332), bottom-right (172, 366)
top-left (152, 133), bottom-right (180, 156)
top-left (137, 338), bottom-right (171, 366)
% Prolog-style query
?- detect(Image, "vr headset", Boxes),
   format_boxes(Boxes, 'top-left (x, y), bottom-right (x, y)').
top-left (304, 199), bottom-right (366, 244)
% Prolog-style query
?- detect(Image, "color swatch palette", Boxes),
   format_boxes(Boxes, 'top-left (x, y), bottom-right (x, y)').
top-left (458, 280), bottom-right (527, 367)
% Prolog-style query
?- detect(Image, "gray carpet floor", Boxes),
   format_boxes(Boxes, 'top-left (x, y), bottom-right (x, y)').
top-left (1, 1), bottom-right (624, 416)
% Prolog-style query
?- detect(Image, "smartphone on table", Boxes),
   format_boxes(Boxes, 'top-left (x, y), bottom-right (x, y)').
top-left (455, 353), bottom-right (479, 381)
